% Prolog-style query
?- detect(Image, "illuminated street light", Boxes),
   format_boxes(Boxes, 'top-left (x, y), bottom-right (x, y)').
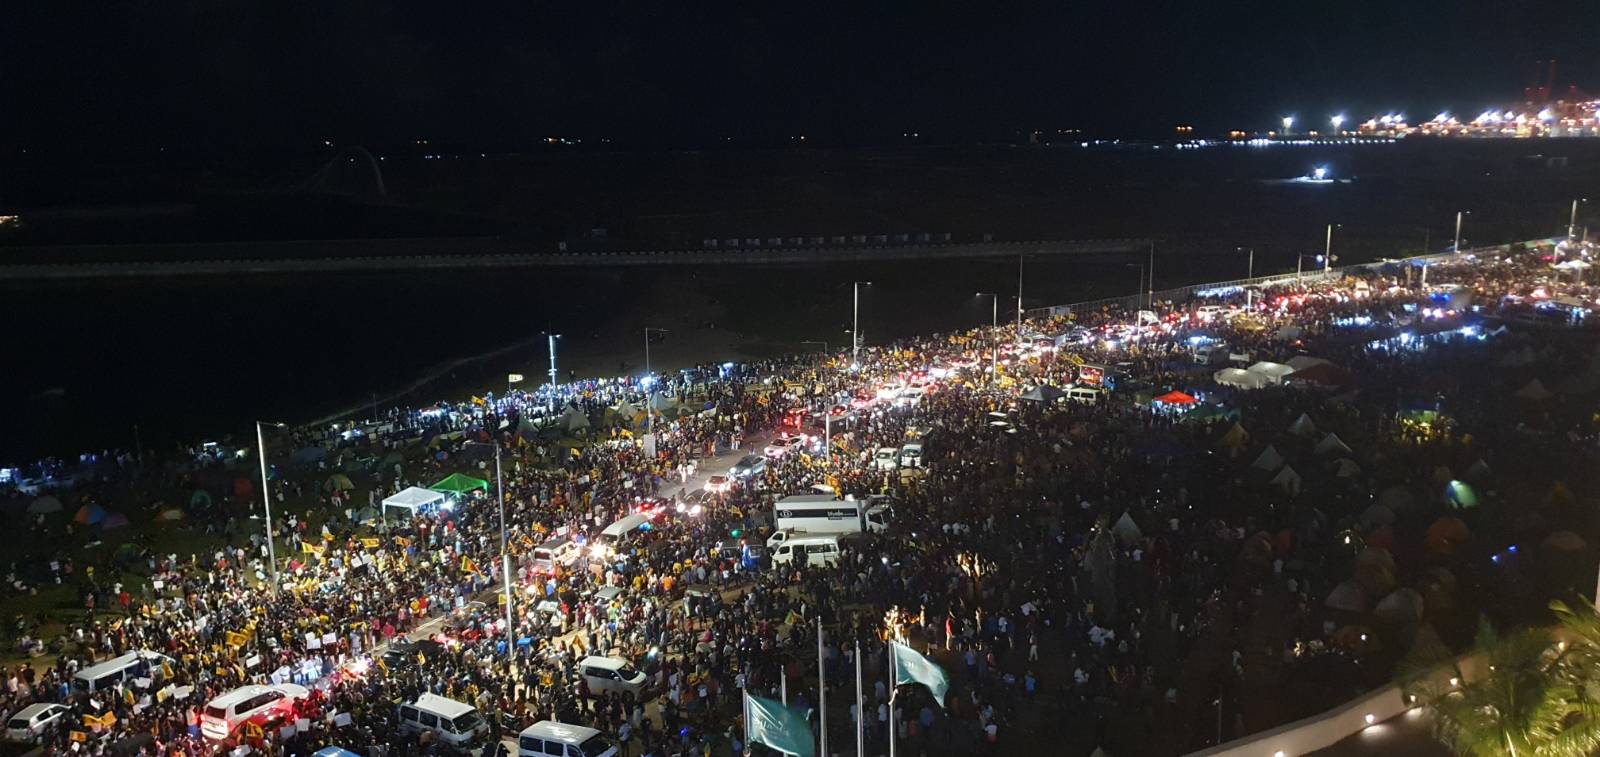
top-left (976, 293), bottom-right (999, 381)
top-left (851, 281), bottom-right (872, 367)
top-left (1330, 114), bottom-right (1345, 133)
top-left (255, 420), bottom-right (287, 594)
top-left (1281, 115), bottom-right (1294, 135)
top-left (1312, 166), bottom-right (1328, 181)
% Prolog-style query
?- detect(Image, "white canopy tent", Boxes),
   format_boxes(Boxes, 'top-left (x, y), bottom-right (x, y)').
top-left (559, 403), bottom-right (591, 432)
top-left (1271, 465), bottom-right (1303, 495)
top-left (1286, 356), bottom-right (1332, 372)
top-left (1214, 368), bottom-right (1270, 390)
top-left (1112, 512), bottom-right (1143, 545)
top-left (1314, 433), bottom-right (1352, 456)
top-left (1247, 361), bottom-right (1297, 385)
top-left (382, 486), bottom-right (448, 520)
top-left (1251, 445), bottom-right (1285, 471)
top-left (1288, 413), bottom-right (1317, 437)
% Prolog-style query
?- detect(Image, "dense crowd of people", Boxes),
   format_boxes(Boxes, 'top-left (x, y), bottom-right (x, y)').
top-left (3, 240), bottom-right (1599, 756)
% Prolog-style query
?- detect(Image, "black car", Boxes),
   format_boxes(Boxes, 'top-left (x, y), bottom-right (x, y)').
top-left (381, 638), bottom-right (446, 671)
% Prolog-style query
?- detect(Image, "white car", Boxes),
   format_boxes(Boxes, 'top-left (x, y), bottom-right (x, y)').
top-left (201, 683), bottom-right (310, 740)
top-left (873, 448), bottom-right (900, 471)
top-left (7, 702), bottom-right (70, 743)
top-left (899, 443), bottom-right (924, 469)
top-left (764, 437), bottom-right (797, 458)
top-left (579, 656), bottom-right (648, 697)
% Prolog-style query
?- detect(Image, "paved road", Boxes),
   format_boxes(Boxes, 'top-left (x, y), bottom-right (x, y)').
top-left (1306, 708), bottom-right (1449, 757)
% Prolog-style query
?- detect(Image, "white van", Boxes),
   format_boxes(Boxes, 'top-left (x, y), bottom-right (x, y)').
top-left (7, 703), bottom-right (70, 743)
top-left (518, 721), bottom-right (618, 757)
top-left (899, 443), bottom-right (924, 468)
top-left (72, 650), bottom-right (177, 694)
top-left (771, 535), bottom-right (842, 568)
top-left (532, 537), bottom-right (582, 574)
top-left (398, 693), bottom-right (487, 749)
top-left (201, 683), bottom-right (309, 740)
top-left (873, 447), bottom-right (900, 471)
top-left (1064, 385), bottom-right (1107, 404)
top-left (579, 656), bottom-right (648, 697)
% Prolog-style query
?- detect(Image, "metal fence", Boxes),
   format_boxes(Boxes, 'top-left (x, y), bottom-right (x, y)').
top-left (1022, 240), bottom-right (1546, 321)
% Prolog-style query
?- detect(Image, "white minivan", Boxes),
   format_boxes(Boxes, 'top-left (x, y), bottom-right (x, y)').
top-left (771, 535), bottom-right (842, 568)
top-left (1063, 385), bottom-right (1107, 404)
top-left (6, 702), bottom-right (70, 743)
top-left (73, 650), bottom-right (178, 694)
top-left (873, 447), bottom-right (900, 471)
top-left (898, 443), bottom-right (924, 469)
top-left (578, 656), bottom-right (648, 697)
top-left (201, 683), bottom-right (310, 740)
top-left (397, 693), bottom-right (487, 749)
top-left (518, 720), bottom-right (618, 757)
top-left (532, 537), bottom-right (581, 574)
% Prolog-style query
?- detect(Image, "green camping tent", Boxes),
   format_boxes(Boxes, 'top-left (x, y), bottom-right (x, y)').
top-left (430, 473), bottom-right (490, 494)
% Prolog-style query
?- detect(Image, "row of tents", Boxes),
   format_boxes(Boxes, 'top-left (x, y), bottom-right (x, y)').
top-left (1214, 356), bottom-right (1354, 391)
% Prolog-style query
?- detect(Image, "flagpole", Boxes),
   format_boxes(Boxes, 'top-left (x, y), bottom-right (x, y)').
top-left (888, 641), bottom-right (897, 757)
top-left (743, 691), bottom-right (751, 757)
top-left (782, 665), bottom-right (789, 706)
top-left (855, 640), bottom-right (865, 757)
top-left (818, 617), bottom-right (828, 757)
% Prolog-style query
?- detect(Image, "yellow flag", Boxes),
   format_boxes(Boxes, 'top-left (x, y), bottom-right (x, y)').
top-left (361, 538), bottom-right (381, 549)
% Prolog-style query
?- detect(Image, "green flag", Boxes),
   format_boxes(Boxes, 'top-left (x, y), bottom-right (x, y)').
top-left (744, 692), bottom-right (816, 757)
top-left (893, 641), bottom-right (952, 708)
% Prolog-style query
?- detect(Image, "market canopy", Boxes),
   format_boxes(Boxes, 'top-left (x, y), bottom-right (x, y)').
top-left (384, 486), bottom-right (449, 518)
top-left (1112, 512), bottom-right (1143, 545)
top-left (559, 404), bottom-right (590, 432)
top-left (1214, 367), bottom-right (1271, 390)
top-left (1286, 356), bottom-right (1332, 372)
top-left (1286, 363), bottom-right (1355, 389)
top-left (1314, 433), bottom-right (1352, 456)
top-left (1514, 378), bottom-right (1553, 401)
top-left (429, 473), bottom-right (490, 494)
top-left (1251, 445), bottom-right (1285, 471)
top-left (1153, 390), bottom-right (1197, 405)
top-left (1246, 361), bottom-right (1296, 384)
top-left (1271, 465), bottom-right (1303, 495)
top-left (1019, 385), bottom-right (1066, 403)
top-left (1216, 423), bottom-right (1250, 450)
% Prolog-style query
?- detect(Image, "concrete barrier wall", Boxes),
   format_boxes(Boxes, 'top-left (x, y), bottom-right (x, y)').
top-left (0, 238), bottom-right (1151, 280)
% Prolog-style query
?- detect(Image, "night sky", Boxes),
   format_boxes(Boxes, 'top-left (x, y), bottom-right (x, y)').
top-left (5, 0), bottom-right (1600, 152)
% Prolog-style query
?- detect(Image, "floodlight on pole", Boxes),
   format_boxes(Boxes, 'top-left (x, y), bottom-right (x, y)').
top-left (255, 420), bottom-right (287, 594)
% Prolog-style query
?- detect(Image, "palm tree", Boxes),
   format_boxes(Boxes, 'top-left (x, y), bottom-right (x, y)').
top-left (1400, 613), bottom-right (1600, 757)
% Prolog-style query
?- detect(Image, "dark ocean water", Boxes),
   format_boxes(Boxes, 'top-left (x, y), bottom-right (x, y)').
top-left (4, 140), bottom-right (1596, 464)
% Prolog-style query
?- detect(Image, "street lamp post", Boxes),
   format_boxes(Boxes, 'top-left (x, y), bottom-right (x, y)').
top-left (1015, 254), bottom-right (1025, 338)
top-left (1296, 254), bottom-right (1324, 281)
top-left (643, 327), bottom-right (669, 435)
top-left (545, 332), bottom-right (561, 414)
top-left (976, 293), bottom-right (999, 381)
top-left (851, 281), bottom-right (871, 367)
top-left (1148, 240), bottom-right (1156, 310)
top-left (1453, 211), bottom-right (1469, 256)
top-left (1571, 199), bottom-right (1588, 241)
top-left (466, 440), bottom-right (515, 656)
top-left (1237, 247), bottom-right (1254, 308)
top-left (255, 420), bottom-right (286, 594)
top-left (1324, 223), bottom-right (1340, 272)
